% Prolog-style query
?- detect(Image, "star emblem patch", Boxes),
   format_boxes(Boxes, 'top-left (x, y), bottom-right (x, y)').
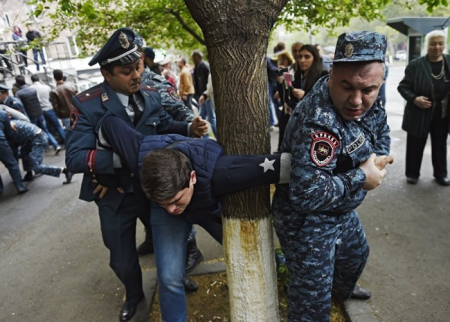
top-left (259, 158), bottom-right (275, 173)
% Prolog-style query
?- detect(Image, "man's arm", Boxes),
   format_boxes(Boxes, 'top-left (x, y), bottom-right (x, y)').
top-left (143, 72), bottom-right (194, 122)
top-left (65, 97), bottom-right (115, 175)
top-left (397, 62), bottom-right (417, 104)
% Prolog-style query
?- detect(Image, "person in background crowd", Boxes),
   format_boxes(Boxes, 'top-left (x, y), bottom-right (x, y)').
top-left (315, 44), bottom-right (333, 71)
top-left (177, 58), bottom-right (195, 111)
top-left (398, 30), bottom-right (450, 186)
top-left (15, 75), bottom-right (62, 155)
top-left (12, 25), bottom-right (28, 67)
top-left (274, 41), bottom-right (286, 54)
top-left (198, 73), bottom-right (215, 113)
top-left (161, 58), bottom-right (176, 87)
top-left (274, 50), bottom-right (294, 153)
top-left (291, 41), bottom-right (304, 62)
top-left (267, 55), bottom-right (279, 128)
top-left (51, 69), bottom-right (78, 130)
top-left (0, 110), bottom-right (28, 194)
top-left (25, 24), bottom-right (46, 71)
top-left (30, 74), bottom-right (66, 148)
top-left (143, 47), bottom-right (162, 75)
top-left (273, 31), bottom-right (393, 321)
top-left (192, 50), bottom-right (218, 139)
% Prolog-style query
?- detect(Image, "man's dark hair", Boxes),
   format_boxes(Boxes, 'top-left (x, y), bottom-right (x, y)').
top-left (15, 75), bottom-right (26, 86)
top-left (274, 41), bottom-right (286, 53)
top-left (192, 50), bottom-right (203, 59)
top-left (100, 60), bottom-right (123, 76)
top-left (53, 69), bottom-right (64, 81)
top-left (141, 149), bottom-right (192, 202)
top-left (30, 74), bottom-right (40, 82)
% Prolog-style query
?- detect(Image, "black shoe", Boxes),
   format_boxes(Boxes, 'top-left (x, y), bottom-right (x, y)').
top-left (436, 177), bottom-right (450, 186)
top-left (350, 285), bottom-right (371, 300)
top-left (137, 232), bottom-right (154, 256)
top-left (63, 170), bottom-right (73, 184)
top-left (55, 146), bottom-right (62, 155)
top-left (183, 277), bottom-right (199, 292)
top-left (406, 177), bottom-right (418, 184)
top-left (24, 172), bottom-right (34, 182)
top-left (119, 297), bottom-right (143, 322)
top-left (185, 238), bottom-right (204, 274)
top-left (17, 187), bottom-right (29, 194)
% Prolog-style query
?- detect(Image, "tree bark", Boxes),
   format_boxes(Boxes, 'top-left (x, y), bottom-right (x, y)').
top-left (184, 1), bottom-right (288, 320)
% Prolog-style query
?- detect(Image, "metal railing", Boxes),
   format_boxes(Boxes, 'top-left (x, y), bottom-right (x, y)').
top-left (0, 40), bottom-right (96, 89)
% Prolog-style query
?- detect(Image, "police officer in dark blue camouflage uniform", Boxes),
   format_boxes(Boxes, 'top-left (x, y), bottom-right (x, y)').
top-left (272, 31), bottom-right (394, 321)
top-left (0, 110), bottom-right (28, 194)
top-left (0, 84), bottom-right (27, 116)
top-left (65, 28), bottom-right (207, 322)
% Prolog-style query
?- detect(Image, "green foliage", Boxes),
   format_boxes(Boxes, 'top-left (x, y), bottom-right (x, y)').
top-left (33, 0), bottom-right (445, 56)
top-left (275, 247), bottom-right (290, 288)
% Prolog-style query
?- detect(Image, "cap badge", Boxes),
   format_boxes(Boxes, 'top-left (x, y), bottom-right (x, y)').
top-left (118, 32), bottom-right (130, 49)
top-left (344, 44), bottom-right (354, 58)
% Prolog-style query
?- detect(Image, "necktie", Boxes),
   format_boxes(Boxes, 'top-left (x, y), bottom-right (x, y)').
top-left (129, 94), bottom-right (142, 126)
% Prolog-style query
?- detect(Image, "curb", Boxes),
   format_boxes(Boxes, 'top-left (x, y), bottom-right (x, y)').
top-left (345, 298), bottom-right (379, 322)
top-left (132, 261), bottom-right (378, 322)
top-left (130, 261), bottom-right (227, 322)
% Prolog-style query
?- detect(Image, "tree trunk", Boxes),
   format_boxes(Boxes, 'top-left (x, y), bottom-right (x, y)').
top-left (184, 1), bottom-right (288, 320)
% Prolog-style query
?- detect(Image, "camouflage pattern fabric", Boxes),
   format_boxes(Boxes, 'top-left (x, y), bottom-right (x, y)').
top-left (142, 68), bottom-right (194, 122)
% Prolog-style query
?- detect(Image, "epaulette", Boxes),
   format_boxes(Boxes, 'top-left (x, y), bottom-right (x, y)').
top-left (141, 84), bottom-right (158, 92)
top-left (76, 86), bottom-right (102, 103)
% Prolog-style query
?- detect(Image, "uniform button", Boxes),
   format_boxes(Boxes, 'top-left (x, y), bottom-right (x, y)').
top-left (131, 173), bottom-right (135, 177)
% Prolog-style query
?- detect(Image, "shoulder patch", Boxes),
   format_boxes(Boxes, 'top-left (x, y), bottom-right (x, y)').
top-left (167, 87), bottom-right (181, 101)
top-left (76, 87), bottom-right (101, 103)
top-left (140, 85), bottom-right (158, 92)
top-left (70, 107), bottom-right (80, 130)
top-left (310, 131), bottom-right (340, 167)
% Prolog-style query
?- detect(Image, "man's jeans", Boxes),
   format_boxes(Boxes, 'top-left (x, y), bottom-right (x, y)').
top-left (30, 115), bottom-right (59, 149)
top-left (44, 110), bottom-right (66, 143)
top-left (32, 49), bottom-right (46, 71)
top-left (199, 100), bottom-right (218, 139)
top-left (151, 203), bottom-right (222, 322)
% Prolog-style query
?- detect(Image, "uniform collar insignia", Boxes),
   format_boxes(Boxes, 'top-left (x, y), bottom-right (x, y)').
top-left (102, 93), bottom-right (108, 102)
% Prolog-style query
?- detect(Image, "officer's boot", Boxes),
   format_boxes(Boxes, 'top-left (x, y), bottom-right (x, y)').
top-left (183, 277), bottom-right (199, 292)
top-left (24, 171), bottom-right (34, 182)
top-left (11, 169), bottom-right (28, 194)
top-left (137, 229), bottom-right (154, 256)
top-left (185, 237), bottom-right (204, 274)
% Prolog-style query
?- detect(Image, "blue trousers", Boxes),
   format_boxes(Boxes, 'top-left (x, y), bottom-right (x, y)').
top-left (274, 211), bottom-right (369, 322)
top-left (30, 115), bottom-right (59, 149)
top-left (199, 100), bottom-right (218, 139)
top-left (32, 49), bottom-right (46, 71)
top-left (44, 110), bottom-right (66, 143)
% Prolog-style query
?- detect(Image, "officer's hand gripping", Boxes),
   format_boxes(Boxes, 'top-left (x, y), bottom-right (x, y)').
top-left (359, 153), bottom-right (388, 191)
top-left (374, 155), bottom-right (394, 170)
top-left (190, 116), bottom-right (208, 137)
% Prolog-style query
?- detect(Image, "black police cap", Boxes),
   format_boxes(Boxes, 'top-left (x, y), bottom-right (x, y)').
top-left (89, 27), bottom-right (142, 67)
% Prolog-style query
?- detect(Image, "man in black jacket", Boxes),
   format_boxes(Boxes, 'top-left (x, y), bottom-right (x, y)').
top-left (25, 25), bottom-right (46, 71)
top-left (192, 50), bottom-right (218, 138)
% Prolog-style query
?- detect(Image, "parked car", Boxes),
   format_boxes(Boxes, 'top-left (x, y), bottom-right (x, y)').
top-left (395, 50), bottom-right (407, 61)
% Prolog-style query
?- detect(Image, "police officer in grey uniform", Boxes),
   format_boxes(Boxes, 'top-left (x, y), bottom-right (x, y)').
top-left (65, 28), bottom-right (207, 321)
top-left (272, 31), bottom-right (394, 321)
